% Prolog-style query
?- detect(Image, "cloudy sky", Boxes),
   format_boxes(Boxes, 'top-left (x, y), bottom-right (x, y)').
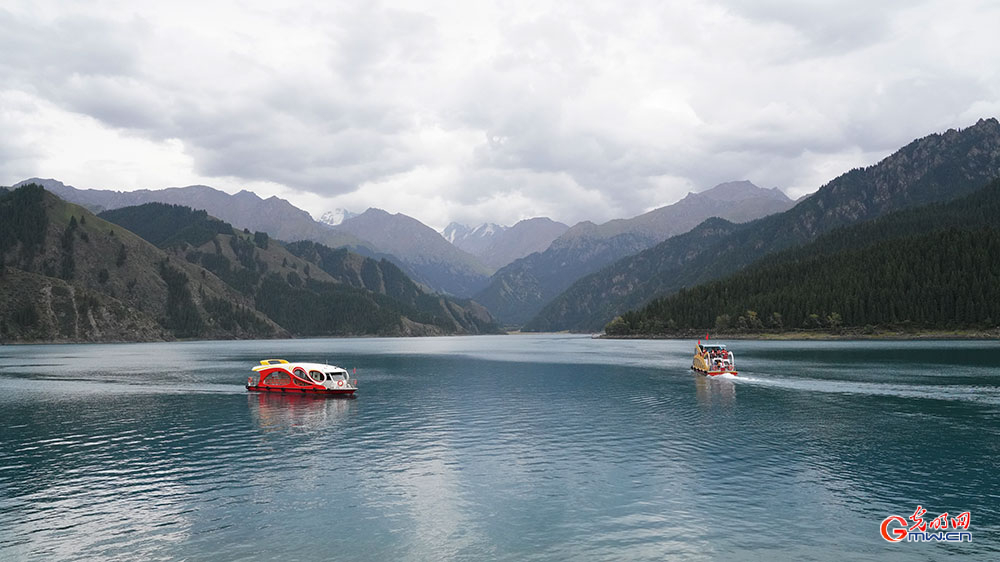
top-left (2, 1), bottom-right (998, 229)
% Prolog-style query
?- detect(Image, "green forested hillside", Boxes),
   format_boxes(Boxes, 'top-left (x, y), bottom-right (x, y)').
top-left (607, 180), bottom-right (1000, 335)
top-left (1, 186), bottom-right (280, 341)
top-left (99, 201), bottom-right (499, 337)
top-left (1, 189), bottom-right (498, 342)
top-left (473, 231), bottom-right (654, 326)
top-left (99, 203), bottom-right (233, 248)
top-left (284, 241), bottom-right (497, 335)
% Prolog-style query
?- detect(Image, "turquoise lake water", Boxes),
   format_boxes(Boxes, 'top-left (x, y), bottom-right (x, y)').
top-left (1, 335), bottom-right (998, 560)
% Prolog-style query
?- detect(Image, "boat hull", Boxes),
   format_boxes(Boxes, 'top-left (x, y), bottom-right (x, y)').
top-left (691, 366), bottom-right (738, 376)
top-left (247, 384), bottom-right (356, 396)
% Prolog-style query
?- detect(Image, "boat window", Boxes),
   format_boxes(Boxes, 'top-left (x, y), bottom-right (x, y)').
top-left (309, 371), bottom-right (325, 382)
top-left (328, 372), bottom-right (346, 380)
top-left (264, 371), bottom-right (291, 386)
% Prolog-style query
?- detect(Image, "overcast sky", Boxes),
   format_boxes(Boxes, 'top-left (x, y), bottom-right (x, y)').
top-left (2, 1), bottom-right (998, 230)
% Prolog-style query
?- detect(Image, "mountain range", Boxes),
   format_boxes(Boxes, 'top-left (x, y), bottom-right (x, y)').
top-left (9, 118), bottom-right (1000, 340)
top-left (17, 179), bottom-right (495, 297)
top-left (17, 179), bottom-right (571, 298)
top-left (18, 179), bottom-right (367, 251)
top-left (15, 177), bottom-right (792, 312)
top-left (442, 218), bottom-right (569, 270)
top-left (1, 187), bottom-right (275, 341)
top-left (529, 118), bottom-right (1000, 332)
top-left (331, 208), bottom-right (493, 296)
top-left (609, 178), bottom-right (1000, 335)
top-left (474, 181), bottom-right (795, 326)
top-left (0, 189), bottom-right (499, 342)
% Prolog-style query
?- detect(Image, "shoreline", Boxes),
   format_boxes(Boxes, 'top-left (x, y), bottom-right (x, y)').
top-left (5, 329), bottom-right (999, 344)
top-left (599, 329), bottom-right (1000, 341)
top-left (0, 331), bottom-right (511, 346)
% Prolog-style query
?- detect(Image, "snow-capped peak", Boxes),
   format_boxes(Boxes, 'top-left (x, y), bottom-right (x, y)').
top-left (319, 208), bottom-right (358, 226)
top-left (442, 222), bottom-right (471, 243)
top-left (471, 223), bottom-right (505, 238)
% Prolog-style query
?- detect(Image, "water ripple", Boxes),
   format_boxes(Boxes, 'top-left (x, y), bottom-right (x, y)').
top-left (1, 337), bottom-right (998, 559)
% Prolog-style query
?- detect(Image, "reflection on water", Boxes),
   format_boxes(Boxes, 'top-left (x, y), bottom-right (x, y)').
top-left (693, 374), bottom-right (736, 407)
top-left (249, 392), bottom-right (357, 432)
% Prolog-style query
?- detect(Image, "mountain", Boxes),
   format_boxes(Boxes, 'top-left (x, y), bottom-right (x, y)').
top-left (529, 118), bottom-right (1000, 332)
top-left (559, 181), bottom-right (791, 243)
top-left (442, 222), bottom-right (474, 244)
top-left (331, 208), bottom-right (492, 297)
top-left (319, 208), bottom-right (358, 226)
top-left (0, 186), bottom-right (282, 342)
top-left (20, 179), bottom-right (492, 296)
top-left (16, 179), bottom-right (369, 252)
top-left (98, 202), bottom-right (500, 337)
top-left (0, 188), bottom-right (500, 343)
top-left (282, 241), bottom-right (496, 334)
top-left (444, 222), bottom-right (501, 251)
top-left (607, 179), bottom-right (1000, 335)
top-left (475, 181), bottom-right (794, 326)
top-left (444, 218), bottom-right (570, 270)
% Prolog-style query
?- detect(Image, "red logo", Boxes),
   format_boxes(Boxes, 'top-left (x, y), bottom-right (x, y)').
top-left (881, 506), bottom-right (972, 543)
top-left (880, 515), bottom-right (908, 542)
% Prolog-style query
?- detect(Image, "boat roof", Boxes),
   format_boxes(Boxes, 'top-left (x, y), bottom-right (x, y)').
top-left (700, 344), bottom-right (727, 349)
top-left (252, 360), bottom-right (348, 373)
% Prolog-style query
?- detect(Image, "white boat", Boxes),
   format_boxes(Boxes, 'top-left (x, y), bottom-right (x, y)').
top-left (691, 342), bottom-right (738, 376)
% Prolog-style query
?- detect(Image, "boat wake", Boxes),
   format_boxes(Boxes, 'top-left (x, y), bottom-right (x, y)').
top-left (732, 372), bottom-right (1000, 406)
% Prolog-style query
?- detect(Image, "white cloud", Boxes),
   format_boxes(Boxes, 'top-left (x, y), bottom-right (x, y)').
top-left (2, 0), bottom-right (999, 230)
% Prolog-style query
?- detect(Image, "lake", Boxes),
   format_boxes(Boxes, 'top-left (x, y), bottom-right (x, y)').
top-left (1, 335), bottom-right (998, 560)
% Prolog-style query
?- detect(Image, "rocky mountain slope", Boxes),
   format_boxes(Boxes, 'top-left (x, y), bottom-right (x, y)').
top-left (0, 189), bottom-right (499, 342)
top-left (99, 202), bottom-right (500, 337)
top-left (23, 179), bottom-right (494, 297)
top-left (331, 208), bottom-right (493, 297)
top-left (1, 186), bottom-right (281, 342)
top-left (18, 179), bottom-right (368, 251)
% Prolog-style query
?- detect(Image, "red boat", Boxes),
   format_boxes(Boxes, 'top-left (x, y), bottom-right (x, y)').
top-left (247, 359), bottom-right (357, 396)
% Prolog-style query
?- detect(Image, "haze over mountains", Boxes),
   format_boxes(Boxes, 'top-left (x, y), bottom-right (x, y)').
top-left (21, 177), bottom-right (794, 307)
top-left (475, 181), bottom-right (795, 326)
top-left (332, 208), bottom-right (493, 297)
top-left (443, 218), bottom-right (569, 271)
top-left (8, 176), bottom-right (801, 330)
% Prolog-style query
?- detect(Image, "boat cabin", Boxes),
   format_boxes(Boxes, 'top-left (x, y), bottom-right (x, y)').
top-left (692, 343), bottom-right (737, 375)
